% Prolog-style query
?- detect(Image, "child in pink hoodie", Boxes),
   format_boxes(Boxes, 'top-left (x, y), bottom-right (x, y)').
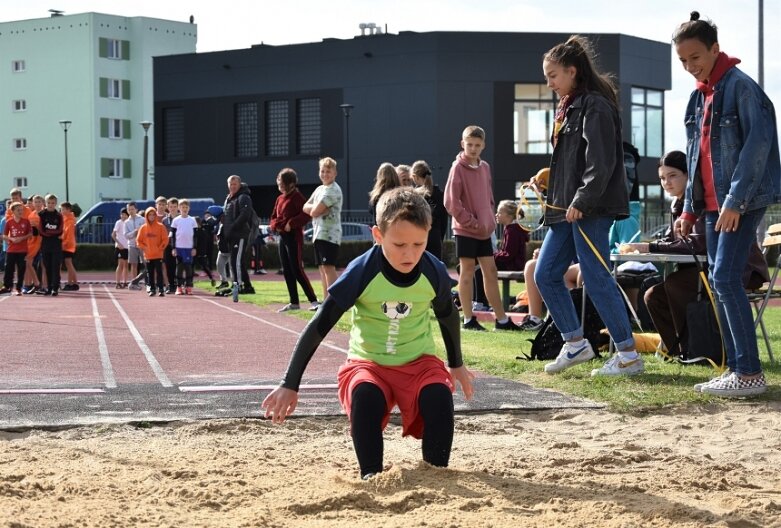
top-left (444, 126), bottom-right (521, 332)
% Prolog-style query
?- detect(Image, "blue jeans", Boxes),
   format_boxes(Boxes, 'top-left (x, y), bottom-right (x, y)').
top-left (535, 217), bottom-right (634, 350)
top-left (705, 208), bottom-right (766, 376)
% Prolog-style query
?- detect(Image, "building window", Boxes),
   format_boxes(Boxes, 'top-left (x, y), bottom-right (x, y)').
top-left (12, 100), bottom-right (27, 112)
top-left (13, 177), bottom-right (28, 188)
top-left (513, 84), bottom-right (556, 154)
top-left (265, 100), bottom-right (289, 157)
top-left (108, 39), bottom-right (121, 59)
top-left (12, 60), bottom-right (25, 72)
top-left (101, 158), bottom-right (130, 179)
top-left (100, 78), bottom-right (130, 100)
top-left (13, 138), bottom-right (27, 150)
top-left (101, 118), bottom-right (130, 139)
top-left (162, 107), bottom-right (184, 161)
top-left (296, 98), bottom-right (321, 155)
top-left (234, 102), bottom-right (258, 158)
top-left (631, 87), bottom-right (664, 157)
top-left (99, 38), bottom-right (129, 60)
top-left (108, 79), bottom-right (122, 99)
top-left (109, 118), bottom-right (122, 139)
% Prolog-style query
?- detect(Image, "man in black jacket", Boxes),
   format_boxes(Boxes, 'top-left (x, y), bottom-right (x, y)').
top-left (222, 175), bottom-right (255, 300)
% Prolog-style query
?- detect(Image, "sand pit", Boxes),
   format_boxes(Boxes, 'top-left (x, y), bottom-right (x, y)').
top-left (2, 403), bottom-right (781, 527)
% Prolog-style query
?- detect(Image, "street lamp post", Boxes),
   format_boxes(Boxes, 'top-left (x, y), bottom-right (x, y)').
top-left (140, 121), bottom-right (153, 200)
top-left (58, 120), bottom-right (71, 202)
top-left (339, 104), bottom-right (354, 210)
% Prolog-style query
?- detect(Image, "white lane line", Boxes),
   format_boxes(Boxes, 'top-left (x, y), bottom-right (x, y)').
top-left (103, 285), bottom-right (173, 387)
top-left (0, 295), bottom-right (10, 303)
top-left (90, 285), bottom-right (117, 388)
top-left (0, 388), bottom-right (105, 395)
top-left (179, 383), bottom-right (338, 393)
top-left (197, 297), bottom-right (348, 354)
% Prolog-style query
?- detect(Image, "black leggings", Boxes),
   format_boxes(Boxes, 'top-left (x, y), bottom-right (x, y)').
top-left (3, 252), bottom-right (26, 290)
top-left (350, 382), bottom-right (454, 477)
top-left (41, 249), bottom-right (62, 292)
top-left (279, 232), bottom-right (317, 304)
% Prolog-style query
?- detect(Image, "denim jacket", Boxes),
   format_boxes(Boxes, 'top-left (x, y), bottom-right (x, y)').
top-left (684, 66), bottom-right (781, 215)
top-left (545, 92), bottom-right (629, 225)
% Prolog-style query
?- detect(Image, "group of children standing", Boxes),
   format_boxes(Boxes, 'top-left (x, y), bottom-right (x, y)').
top-left (112, 197), bottom-right (208, 297)
top-left (1, 189), bottom-right (78, 296)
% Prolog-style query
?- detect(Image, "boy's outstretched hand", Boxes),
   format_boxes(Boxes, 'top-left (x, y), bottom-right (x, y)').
top-left (261, 386), bottom-right (299, 424)
top-left (449, 366), bottom-right (476, 401)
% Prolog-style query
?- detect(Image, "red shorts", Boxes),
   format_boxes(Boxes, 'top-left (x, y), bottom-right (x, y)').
top-left (337, 354), bottom-right (454, 439)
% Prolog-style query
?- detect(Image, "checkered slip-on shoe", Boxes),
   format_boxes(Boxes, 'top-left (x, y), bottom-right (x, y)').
top-left (693, 370), bottom-right (731, 393)
top-left (701, 372), bottom-right (767, 398)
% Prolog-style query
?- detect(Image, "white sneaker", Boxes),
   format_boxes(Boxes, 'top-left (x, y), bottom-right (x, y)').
top-left (591, 354), bottom-right (644, 377)
top-left (694, 370), bottom-right (731, 393)
top-left (309, 301), bottom-right (322, 311)
top-left (278, 303), bottom-right (300, 313)
top-left (544, 340), bottom-right (595, 374)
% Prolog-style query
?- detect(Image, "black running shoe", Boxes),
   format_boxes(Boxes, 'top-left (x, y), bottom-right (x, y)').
top-left (462, 317), bottom-right (486, 331)
top-left (518, 316), bottom-right (544, 332)
top-left (494, 318), bottom-right (522, 331)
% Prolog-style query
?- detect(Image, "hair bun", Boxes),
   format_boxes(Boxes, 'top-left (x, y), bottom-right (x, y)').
top-left (690, 11), bottom-right (700, 21)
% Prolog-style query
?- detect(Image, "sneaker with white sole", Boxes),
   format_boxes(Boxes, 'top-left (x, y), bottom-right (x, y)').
top-left (463, 317), bottom-right (486, 331)
top-left (278, 303), bottom-right (300, 313)
top-left (701, 372), bottom-right (767, 398)
top-left (694, 370), bottom-right (731, 393)
top-left (518, 316), bottom-right (544, 332)
top-left (309, 301), bottom-right (322, 311)
top-left (590, 354), bottom-right (644, 377)
top-left (544, 340), bottom-right (595, 374)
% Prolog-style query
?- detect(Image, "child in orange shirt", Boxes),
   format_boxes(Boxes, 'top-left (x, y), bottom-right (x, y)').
top-left (23, 195), bottom-right (44, 294)
top-left (60, 202), bottom-right (79, 291)
top-left (135, 208), bottom-right (169, 297)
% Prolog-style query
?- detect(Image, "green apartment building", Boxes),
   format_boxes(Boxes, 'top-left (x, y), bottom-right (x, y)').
top-left (0, 11), bottom-right (196, 208)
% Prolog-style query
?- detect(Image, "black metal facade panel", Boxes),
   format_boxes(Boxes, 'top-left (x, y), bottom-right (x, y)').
top-left (153, 31), bottom-right (671, 211)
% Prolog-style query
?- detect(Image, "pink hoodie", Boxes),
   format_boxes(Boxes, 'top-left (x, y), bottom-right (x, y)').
top-left (443, 152), bottom-right (496, 239)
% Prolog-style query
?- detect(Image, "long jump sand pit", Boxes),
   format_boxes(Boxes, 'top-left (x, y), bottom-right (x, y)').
top-left (2, 403), bottom-right (780, 527)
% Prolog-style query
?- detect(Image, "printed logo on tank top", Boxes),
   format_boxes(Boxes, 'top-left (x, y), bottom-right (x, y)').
top-left (381, 301), bottom-right (412, 354)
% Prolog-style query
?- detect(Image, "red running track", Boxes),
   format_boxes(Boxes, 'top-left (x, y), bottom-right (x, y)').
top-left (0, 282), bottom-right (348, 391)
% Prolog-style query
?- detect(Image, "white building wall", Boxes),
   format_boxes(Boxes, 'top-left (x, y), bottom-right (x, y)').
top-left (0, 12), bottom-right (196, 209)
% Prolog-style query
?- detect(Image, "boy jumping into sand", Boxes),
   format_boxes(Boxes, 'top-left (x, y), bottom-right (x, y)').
top-left (263, 187), bottom-right (475, 480)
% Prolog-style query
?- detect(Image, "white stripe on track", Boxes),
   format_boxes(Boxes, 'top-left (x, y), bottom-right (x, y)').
top-left (90, 285), bottom-right (117, 388)
top-left (197, 297), bottom-right (348, 354)
top-left (103, 285), bottom-right (173, 387)
top-left (0, 388), bottom-right (105, 395)
top-left (179, 383), bottom-right (338, 393)
top-left (0, 295), bottom-right (10, 303)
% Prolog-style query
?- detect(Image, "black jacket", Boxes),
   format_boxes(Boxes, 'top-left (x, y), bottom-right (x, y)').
top-left (649, 198), bottom-right (707, 255)
top-left (223, 183), bottom-right (253, 242)
top-left (545, 92), bottom-right (629, 225)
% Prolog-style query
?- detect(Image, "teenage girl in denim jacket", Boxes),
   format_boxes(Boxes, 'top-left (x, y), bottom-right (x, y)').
top-left (674, 12), bottom-right (781, 397)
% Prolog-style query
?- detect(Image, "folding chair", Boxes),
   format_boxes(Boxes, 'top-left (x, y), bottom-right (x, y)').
top-left (748, 223), bottom-right (781, 364)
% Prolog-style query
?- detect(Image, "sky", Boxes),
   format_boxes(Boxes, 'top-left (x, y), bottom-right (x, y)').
top-left (4, 0), bottom-right (780, 152)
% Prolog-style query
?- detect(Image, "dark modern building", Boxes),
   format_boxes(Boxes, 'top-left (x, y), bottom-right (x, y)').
top-left (153, 30), bottom-right (671, 217)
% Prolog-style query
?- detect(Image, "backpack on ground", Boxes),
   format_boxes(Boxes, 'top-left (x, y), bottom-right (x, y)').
top-left (522, 287), bottom-right (610, 361)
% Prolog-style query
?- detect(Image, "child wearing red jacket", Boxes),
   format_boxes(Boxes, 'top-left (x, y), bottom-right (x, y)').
top-left (270, 168), bottom-right (319, 312)
top-left (136, 208), bottom-right (169, 297)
